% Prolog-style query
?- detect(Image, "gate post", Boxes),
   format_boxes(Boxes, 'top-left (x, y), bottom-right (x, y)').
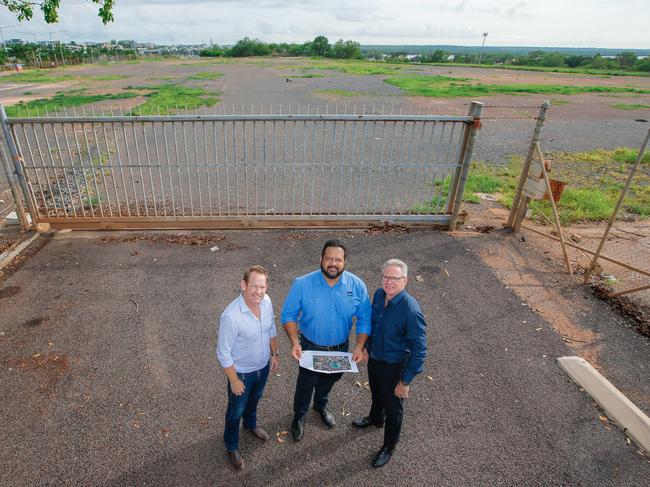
top-left (449, 101), bottom-right (483, 231)
top-left (506, 101), bottom-right (550, 231)
top-left (0, 104), bottom-right (33, 230)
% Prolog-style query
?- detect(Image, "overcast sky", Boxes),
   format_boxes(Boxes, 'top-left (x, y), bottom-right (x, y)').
top-left (1, 0), bottom-right (648, 49)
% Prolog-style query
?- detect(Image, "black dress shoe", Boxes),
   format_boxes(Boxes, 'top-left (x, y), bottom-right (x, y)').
top-left (315, 407), bottom-right (336, 428)
top-left (227, 450), bottom-right (243, 470)
top-left (352, 416), bottom-right (384, 428)
top-left (291, 417), bottom-right (304, 441)
top-left (372, 446), bottom-right (393, 468)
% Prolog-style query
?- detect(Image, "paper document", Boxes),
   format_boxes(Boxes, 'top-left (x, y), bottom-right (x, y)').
top-left (299, 350), bottom-right (359, 374)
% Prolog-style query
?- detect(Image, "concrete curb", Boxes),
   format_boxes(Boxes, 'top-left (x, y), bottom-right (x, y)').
top-left (0, 232), bottom-right (40, 272)
top-left (558, 356), bottom-right (650, 453)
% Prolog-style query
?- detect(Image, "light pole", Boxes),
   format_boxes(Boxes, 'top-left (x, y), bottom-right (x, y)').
top-left (49, 30), bottom-right (66, 66)
top-left (17, 32), bottom-right (42, 67)
top-left (478, 32), bottom-right (488, 64)
top-left (0, 24), bottom-right (20, 54)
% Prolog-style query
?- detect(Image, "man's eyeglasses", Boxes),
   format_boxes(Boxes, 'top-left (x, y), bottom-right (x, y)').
top-left (381, 275), bottom-right (405, 282)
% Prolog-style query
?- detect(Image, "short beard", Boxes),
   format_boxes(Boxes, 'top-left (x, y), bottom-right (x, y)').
top-left (321, 263), bottom-right (344, 280)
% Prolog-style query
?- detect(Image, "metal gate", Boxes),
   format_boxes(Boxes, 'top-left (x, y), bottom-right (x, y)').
top-left (1, 102), bottom-right (483, 230)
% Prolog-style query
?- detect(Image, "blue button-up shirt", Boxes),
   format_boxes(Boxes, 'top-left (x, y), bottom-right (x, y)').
top-left (368, 288), bottom-right (427, 384)
top-left (281, 270), bottom-right (371, 346)
top-left (217, 294), bottom-right (276, 373)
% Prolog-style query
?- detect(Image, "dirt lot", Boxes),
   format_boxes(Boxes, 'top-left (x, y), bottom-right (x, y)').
top-left (0, 227), bottom-right (649, 486)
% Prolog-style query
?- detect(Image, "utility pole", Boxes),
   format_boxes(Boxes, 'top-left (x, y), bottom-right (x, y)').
top-left (0, 24), bottom-right (20, 54)
top-left (49, 31), bottom-right (66, 66)
top-left (478, 32), bottom-right (488, 64)
top-left (17, 32), bottom-right (42, 67)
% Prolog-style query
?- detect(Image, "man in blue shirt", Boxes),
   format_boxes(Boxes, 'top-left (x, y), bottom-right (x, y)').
top-left (352, 258), bottom-right (427, 468)
top-left (282, 239), bottom-right (371, 441)
top-left (217, 265), bottom-right (280, 470)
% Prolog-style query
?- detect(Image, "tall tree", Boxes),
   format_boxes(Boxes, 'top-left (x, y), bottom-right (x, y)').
top-left (310, 36), bottom-right (330, 57)
top-left (1, 0), bottom-right (115, 24)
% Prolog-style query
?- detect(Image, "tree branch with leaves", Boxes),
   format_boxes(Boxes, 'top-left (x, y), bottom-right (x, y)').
top-left (1, 0), bottom-right (115, 24)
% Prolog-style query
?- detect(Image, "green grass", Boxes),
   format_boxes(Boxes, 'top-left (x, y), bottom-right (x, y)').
top-left (85, 75), bottom-right (129, 81)
top-left (460, 147), bottom-right (650, 223)
top-left (286, 73), bottom-right (325, 78)
top-left (415, 61), bottom-right (650, 77)
top-left (611, 102), bottom-right (650, 110)
top-left (306, 59), bottom-right (405, 76)
top-left (188, 71), bottom-right (224, 80)
top-left (384, 75), bottom-right (650, 98)
top-left (410, 172), bottom-right (502, 212)
top-left (0, 71), bottom-right (74, 83)
top-left (126, 84), bottom-right (219, 114)
top-left (313, 88), bottom-right (366, 97)
top-left (550, 98), bottom-right (571, 106)
top-left (5, 90), bottom-right (139, 117)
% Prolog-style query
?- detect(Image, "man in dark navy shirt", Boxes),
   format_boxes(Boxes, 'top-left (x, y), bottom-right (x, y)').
top-left (353, 258), bottom-right (427, 467)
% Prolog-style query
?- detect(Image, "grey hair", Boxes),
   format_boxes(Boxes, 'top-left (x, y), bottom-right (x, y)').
top-left (382, 259), bottom-right (408, 277)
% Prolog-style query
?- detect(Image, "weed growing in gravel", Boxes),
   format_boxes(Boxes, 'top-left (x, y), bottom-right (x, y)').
top-left (314, 89), bottom-right (367, 97)
top-left (85, 75), bottom-right (129, 81)
top-left (188, 71), bottom-right (224, 80)
top-left (0, 71), bottom-right (74, 83)
top-left (125, 84), bottom-right (219, 114)
top-left (5, 90), bottom-right (139, 117)
top-left (306, 59), bottom-right (405, 75)
top-left (611, 102), bottom-right (650, 111)
top-left (384, 75), bottom-right (650, 98)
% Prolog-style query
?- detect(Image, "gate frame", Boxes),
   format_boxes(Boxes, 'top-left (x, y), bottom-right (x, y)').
top-left (1, 102), bottom-right (484, 230)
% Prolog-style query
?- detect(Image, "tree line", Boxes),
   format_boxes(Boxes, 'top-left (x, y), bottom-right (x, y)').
top-left (200, 36), bottom-right (362, 59)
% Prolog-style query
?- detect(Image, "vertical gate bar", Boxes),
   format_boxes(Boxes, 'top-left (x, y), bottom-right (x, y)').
top-left (121, 122), bottom-right (140, 216)
top-left (192, 121), bottom-right (203, 215)
top-left (291, 120), bottom-right (297, 214)
top-left (356, 121), bottom-right (368, 213)
top-left (347, 121), bottom-right (358, 214)
top-left (38, 124), bottom-right (64, 217)
top-left (19, 123), bottom-right (48, 217)
top-left (450, 101), bottom-right (483, 230)
top-left (364, 121), bottom-right (377, 213)
top-left (90, 121), bottom-right (113, 216)
top-left (253, 121), bottom-right (258, 214)
top-left (391, 121), bottom-right (408, 213)
top-left (30, 123), bottom-right (56, 217)
top-left (223, 121), bottom-right (230, 215)
top-left (382, 122), bottom-right (398, 213)
top-left (171, 122), bottom-right (184, 216)
top-left (310, 119), bottom-right (317, 215)
top-left (445, 122), bottom-right (464, 213)
top-left (100, 122), bottom-right (122, 216)
top-left (328, 121), bottom-right (338, 214)
top-left (60, 123), bottom-right (85, 218)
top-left (81, 121), bottom-right (104, 217)
top-left (319, 121), bottom-right (326, 214)
top-left (0, 131), bottom-right (30, 229)
top-left (337, 121), bottom-right (348, 214)
top-left (272, 120), bottom-right (277, 214)
top-left (243, 121), bottom-right (248, 215)
top-left (263, 120), bottom-right (267, 213)
top-left (283, 121), bottom-right (287, 213)
top-left (232, 120), bottom-right (239, 215)
top-left (406, 121), bottom-right (424, 211)
top-left (142, 122), bottom-right (157, 217)
top-left (204, 121), bottom-right (212, 216)
top-left (9, 123), bottom-right (39, 222)
top-left (212, 121), bottom-right (221, 216)
top-left (152, 122), bottom-right (167, 216)
top-left (51, 123), bottom-right (78, 217)
top-left (424, 122), bottom-right (438, 212)
top-left (162, 122), bottom-right (176, 216)
top-left (130, 122), bottom-right (149, 216)
top-left (112, 122), bottom-right (131, 216)
top-left (182, 121), bottom-right (194, 216)
top-left (301, 120), bottom-right (307, 214)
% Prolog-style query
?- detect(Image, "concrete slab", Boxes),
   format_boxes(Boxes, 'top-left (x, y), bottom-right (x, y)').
top-left (558, 356), bottom-right (650, 453)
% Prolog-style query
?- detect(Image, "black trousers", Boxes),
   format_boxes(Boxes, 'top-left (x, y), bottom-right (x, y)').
top-left (293, 335), bottom-right (348, 419)
top-left (368, 356), bottom-right (406, 449)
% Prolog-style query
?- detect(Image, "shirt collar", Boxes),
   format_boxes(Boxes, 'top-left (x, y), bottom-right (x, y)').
top-left (385, 289), bottom-right (406, 306)
top-left (318, 269), bottom-right (347, 288)
top-left (237, 293), bottom-right (256, 316)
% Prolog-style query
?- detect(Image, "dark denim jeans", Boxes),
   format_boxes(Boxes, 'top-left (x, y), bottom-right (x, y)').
top-left (223, 361), bottom-right (270, 452)
top-left (293, 335), bottom-right (348, 419)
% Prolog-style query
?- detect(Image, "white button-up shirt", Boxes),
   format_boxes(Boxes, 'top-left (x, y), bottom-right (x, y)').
top-left (217, 294), bottom-right (276, 373)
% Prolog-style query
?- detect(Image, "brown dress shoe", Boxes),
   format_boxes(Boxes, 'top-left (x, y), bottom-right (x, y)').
top-left (227, 450), bottom-right (243, 470)
top-left (246, 426), bottom-right (269, 441)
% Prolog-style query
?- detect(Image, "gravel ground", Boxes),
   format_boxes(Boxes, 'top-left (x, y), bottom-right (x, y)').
top-left (0, 230), bottom-right (648, 486)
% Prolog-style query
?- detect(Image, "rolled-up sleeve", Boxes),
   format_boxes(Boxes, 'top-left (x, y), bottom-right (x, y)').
top-left (281, 279), bottom-right (302, 325)
top-left (216, 313), bottom-right (237, 368)
top-left (402, 307), bottom-right (427, 384)
top-left (354, 283), bottom-right (372, 336)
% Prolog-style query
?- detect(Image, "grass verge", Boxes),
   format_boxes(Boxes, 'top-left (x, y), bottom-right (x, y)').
top-left (5, 90), bottom-right (139, 117)
top-left (313, 88), bottom-right (366, 97)
top-left (0, 70), bottom-right (74, 83)
top-left (385, 75), bottom-right (650, 98)
top-left (611, 102), bottom-right (650, 110)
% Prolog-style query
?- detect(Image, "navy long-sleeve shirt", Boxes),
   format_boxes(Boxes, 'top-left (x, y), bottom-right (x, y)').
top-left (368, 288), bottom-right (427, 384)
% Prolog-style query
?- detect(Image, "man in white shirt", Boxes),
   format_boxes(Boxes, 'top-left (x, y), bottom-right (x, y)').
top-left (217, 265), bottom-right (279, 470)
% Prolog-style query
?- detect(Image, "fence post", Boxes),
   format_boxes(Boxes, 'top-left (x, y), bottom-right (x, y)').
top-left (506, 101), bottom-right (550, 231)
top-left (0, 104), bottom-right (38, 227)
top-left (583, 128), bottom-right (650, 283)
top-left (0, 136), bottom-right (30, 230)
top-left (449, 101), bottom-right (483, 231)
